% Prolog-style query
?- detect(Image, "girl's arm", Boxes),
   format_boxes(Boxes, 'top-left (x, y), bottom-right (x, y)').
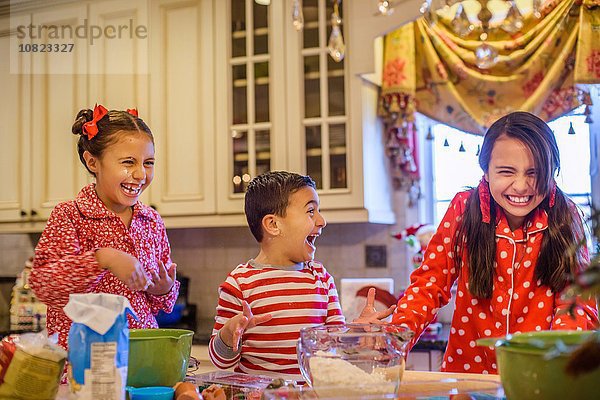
top-left (552, 224), bottom-right (599, 329)
top-left (145, 216), bottom-right (180, 314)
top-left (552, 292), bottom-right (598, 330)
top-left (30, 205), bottom-right (106, 308)
top-left (392, 192), bottom-right (466, 349)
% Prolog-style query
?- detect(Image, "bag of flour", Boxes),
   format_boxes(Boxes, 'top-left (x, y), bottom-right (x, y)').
top-left (64, 293), bottom-right (136, 400)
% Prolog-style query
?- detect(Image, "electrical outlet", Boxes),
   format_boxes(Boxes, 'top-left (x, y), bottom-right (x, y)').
top-left (365, 245), bottom-right (387, 268)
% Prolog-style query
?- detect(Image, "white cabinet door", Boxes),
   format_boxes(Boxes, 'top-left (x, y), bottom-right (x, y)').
top-left (88, 0), bottom-right (151, 205)
top-left (29, 3), bottom-right (89, 220)
top-left (0, 15), bottom-right (32, 222)
top-left (215, 0), bottom-right (287, 214)
top-left (148, 0), bottom-right (216, 216)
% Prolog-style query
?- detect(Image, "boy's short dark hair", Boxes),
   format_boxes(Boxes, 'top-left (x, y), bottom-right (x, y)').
top-left (245, 171), bottom-right (316, 242)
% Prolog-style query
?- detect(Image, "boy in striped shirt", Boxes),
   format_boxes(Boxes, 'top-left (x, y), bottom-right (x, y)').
top-left (209, 171), bottom-right (393, 381)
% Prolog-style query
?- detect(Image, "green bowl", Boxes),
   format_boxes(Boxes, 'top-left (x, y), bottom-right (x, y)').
top-left (127, 328), bottom-right (194, 388)
top-left (477, 330), bottom-right (600, 400)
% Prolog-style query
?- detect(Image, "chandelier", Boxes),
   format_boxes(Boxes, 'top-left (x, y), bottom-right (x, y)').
top-left (377, 0), bottom-right (547, 69)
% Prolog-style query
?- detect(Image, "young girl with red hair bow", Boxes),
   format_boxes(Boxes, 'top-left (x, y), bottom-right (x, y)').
top-left (393, 111), bottom-right (598, 374)
top-left (30, 105), bottom-right (179, 350)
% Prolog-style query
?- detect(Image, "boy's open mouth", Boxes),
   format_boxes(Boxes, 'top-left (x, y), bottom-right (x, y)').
top-left (505, 195), bottom-right (532, 205)
top-left (306, 234), bottom-right (319, 248)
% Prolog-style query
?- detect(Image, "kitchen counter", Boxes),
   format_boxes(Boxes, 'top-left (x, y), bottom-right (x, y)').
top-left (54, 370), bottom-right (501, 399)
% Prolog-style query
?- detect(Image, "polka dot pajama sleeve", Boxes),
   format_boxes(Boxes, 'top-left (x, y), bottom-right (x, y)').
top-left (393, 194), bottom-right (463, 349)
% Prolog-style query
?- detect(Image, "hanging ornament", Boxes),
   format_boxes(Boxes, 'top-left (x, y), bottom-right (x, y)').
top-left (458, 141), bottom-right (466, 152)
top-left (425, 127), bottom-right (434, 140)
top-left (422, 0), bottom-right (446, 26)
top-left (475, 40), bottom-right (498, 69)
top-left (473, 1), bottom-right (497, 69)
top-left (377, 0), bottom-right (394, 15)
top-left (585, 115), bottom-right (593, 124)
top-left (501, 1), bottom-right (524, 34)
top-left (584, 105), bottom-right (592, 116)
top-left (292, 0), bottom-right (304, 31)
top-left (443, 138), bottom-right (449, 147)
top-left (568, 122), bottom-right (576, 135)
top-left (327, 0), bottom-right (345, 62)
top-left (476, 144), bottom-right (481, 156)
top-left (451, 4), bottom-right (473, 37)
top-left (533, 0), bottom-right (544, 19)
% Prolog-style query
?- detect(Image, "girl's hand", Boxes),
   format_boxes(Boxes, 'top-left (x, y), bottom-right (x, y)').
top-left (95, 248), bottom-right (150, 291)
top-left (353, 288), bottom-right (396, 324)
top-left (146, 261), bottom-right (177, 296)
top-left (220, 300), bottom-right (272, 351)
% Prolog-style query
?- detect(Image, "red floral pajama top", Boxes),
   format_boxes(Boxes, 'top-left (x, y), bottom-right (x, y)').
top-left (30, 184), bottom-right (179, 349)
top-left (392, 191), bottom-right (599, 374)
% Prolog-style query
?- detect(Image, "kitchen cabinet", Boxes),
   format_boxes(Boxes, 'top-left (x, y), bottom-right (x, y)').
top-left (86, 0), bottom-right (150, 205)
top-left (147, 0), bottom-right (216, 216)
top-left (0, 0), bottom-right (397, 232)
top-left (0, 15), bottom-right (31, 223)
top-left (215, 0), bottom-right (395, 223)
top-left (0, 4), bottom-right (89, 226)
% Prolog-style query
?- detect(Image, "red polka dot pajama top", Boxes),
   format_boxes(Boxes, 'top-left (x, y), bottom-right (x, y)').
top-left (392, 191), bottom-right (599, 374)
top-left (30, 184), bottom-right (180, 349)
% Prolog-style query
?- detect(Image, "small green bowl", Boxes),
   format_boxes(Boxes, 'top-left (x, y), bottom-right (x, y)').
top-left (477, 330), bottom-right (600, 400)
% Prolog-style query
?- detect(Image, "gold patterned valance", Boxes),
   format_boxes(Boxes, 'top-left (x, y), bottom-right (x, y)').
top-left (379, 0), bottom-right (598, 135)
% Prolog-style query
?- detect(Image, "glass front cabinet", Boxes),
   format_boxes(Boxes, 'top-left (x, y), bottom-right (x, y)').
top-left (215, 0), bottom-right (394, 223)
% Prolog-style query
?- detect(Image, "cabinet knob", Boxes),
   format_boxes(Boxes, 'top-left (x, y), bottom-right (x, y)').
top-left (31, 209), bottom-right (38, 217)
top-left (150, 204), bottom-right (157, 210)
top-left (20, 210), bottom-right (27, 217)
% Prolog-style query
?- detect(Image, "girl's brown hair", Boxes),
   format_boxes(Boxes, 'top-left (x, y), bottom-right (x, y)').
top-left (71, 108), bottom-right (154, 176)
top-left (454, 111), bottom-right (585, 298)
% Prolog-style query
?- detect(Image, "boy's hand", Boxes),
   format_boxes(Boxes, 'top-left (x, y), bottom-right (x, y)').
top-left (96, 248), bottom-right (150, 291)
top-left (146, 261), bottom-right (177, 296)
top-left (220, 300), bottom-right (272, 351)
top-left (353, 288), bottom-right (396, 324)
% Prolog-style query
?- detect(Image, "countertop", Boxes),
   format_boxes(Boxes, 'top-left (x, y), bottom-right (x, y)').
top-left (55, 345), bottom-right (502, 399)
top-left (54, 370), bottom-right (501, 399)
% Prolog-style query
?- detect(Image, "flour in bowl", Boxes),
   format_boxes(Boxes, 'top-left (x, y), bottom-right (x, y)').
top-left (308, 355), bottom-right (402, 398)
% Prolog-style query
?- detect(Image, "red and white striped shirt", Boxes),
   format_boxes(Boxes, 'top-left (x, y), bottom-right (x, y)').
top-left (209, 260), bottom-right (345, 381)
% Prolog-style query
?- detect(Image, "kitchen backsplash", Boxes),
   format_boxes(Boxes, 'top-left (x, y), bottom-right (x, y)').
top-left (0, 193), bottom-right (419, 338)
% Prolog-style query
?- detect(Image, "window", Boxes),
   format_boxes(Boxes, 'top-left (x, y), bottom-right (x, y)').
top-left (428, 107), bottom-right (592, 226)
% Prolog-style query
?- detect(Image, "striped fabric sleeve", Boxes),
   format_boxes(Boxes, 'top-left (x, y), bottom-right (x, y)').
top-left (209, 272), bottom-right (244, 369)
top-left (323, 269), bottom-right (345, 325)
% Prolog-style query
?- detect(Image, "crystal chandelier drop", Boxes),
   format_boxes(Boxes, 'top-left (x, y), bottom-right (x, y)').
top-left (327, 0), bottom-right (345, 62)
top-left (417, 0), bottom-right (544, 69)
top-left (292, 0), bottom-right (345, 62)
top-left (291, 0), bottom-right (304, 31)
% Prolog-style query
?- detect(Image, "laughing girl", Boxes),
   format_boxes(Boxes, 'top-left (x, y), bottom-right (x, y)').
top-left (30, 105), bottom-right (179, 349)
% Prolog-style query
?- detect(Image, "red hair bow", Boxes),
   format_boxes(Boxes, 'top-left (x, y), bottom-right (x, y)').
top-left (82, 104), bottom-right (108, 140)
top-left (126, 108), bottom-right (138, 117)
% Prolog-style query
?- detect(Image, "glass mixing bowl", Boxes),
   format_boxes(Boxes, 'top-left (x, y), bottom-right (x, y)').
top-left (297, 324), bottom-right (414, 398)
